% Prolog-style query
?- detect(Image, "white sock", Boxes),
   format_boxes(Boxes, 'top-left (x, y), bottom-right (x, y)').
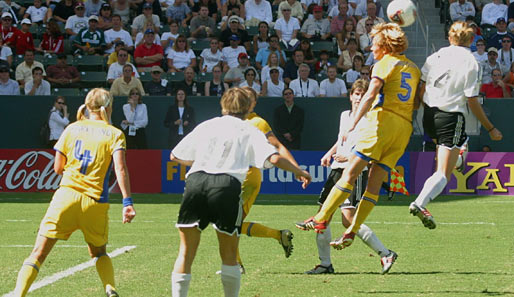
top-left (357, 224), bottom-right (389, 257)
top-left (316, 225), bottom-right (332, 267)
top-left (220, 264), bottom-right (241, 297)
top-left (171, 272), bottom-right (191, 297)
top-left (415, 171), bottom-right (447, 208)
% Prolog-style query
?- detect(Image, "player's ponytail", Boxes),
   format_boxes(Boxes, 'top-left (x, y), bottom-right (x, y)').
top-left (83, 88), bottom-right (114, 124)
top-left (76, 104), bottom-right (87, 121)
top-left (448, 21), bottom-right (473, 47)
top-left (99, 106), bottom-right (109, 123)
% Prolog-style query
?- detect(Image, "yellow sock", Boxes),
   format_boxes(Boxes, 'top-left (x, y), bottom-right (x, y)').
top-left (348, 191), bottom-right (379, 233)
top-left (95, 255), bottom-right (115, 292)
top-left (14, 257), bottom-right (41, 297)
top-left (242, 222), bottom-right (281, 241)
top-left (314, 181), bottom-right (353, 222)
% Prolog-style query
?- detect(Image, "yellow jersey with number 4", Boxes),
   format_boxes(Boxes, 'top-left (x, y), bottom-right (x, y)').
top-left (54, 119), bottom-right (126, 202)
top-left (246, 112), bottom-right (272, 136)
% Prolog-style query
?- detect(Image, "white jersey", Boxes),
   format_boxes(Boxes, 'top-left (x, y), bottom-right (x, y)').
top-left (421, 45), bottom-right (481, 114)
top-left (332, 110), bottom-right (367, 170)
top-left (172, 115), bottom-right (277, 183)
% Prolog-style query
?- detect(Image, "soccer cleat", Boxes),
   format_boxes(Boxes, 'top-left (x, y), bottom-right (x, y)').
top-left (106, 289), bottom-right (119, 297)
top-left (304, 264), bottom-right (334, 274)
top-left (455, 144), bottom-right (468, 172)
top-left (380, 250), bottom-right (398, 274)
top-left (279, 229), bottom-right (294, 258)
top-left (239, 264), bottom-right (246, 275)
top-left (329, 232), bottom-right (356, 250)
top-left (409, 202), bottom-right (436, 229)
top-left (295, 217), bottom-right (327, 233)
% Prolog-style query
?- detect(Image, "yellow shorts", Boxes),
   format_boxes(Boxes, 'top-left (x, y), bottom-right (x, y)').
top-left (353, 109), bottom-right (412, 170)
top-left (39, 187), bottom-right (110, 247)
top-left (241, 167), bottom-right (262, 215)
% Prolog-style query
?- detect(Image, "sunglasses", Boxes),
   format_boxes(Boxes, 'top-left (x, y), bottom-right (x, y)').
top-left (361, 72), bottom-right (370, 75)
top-left (118, 54), bottom-right (127, 57)
top-left (177, 40), bottom-right (186, 43)
top-left (366, 23), bottom-right (373, 26)
top-left (0, 69), bottom-right (8, 73)
top-left (130, 92), bottom-right (139, 95)
top-left (152, 71), bottom-right (161, 74)
top-left (503, 40), bottom-right (512, 43)
top-left (75, 7), bottom-right (84, 10)
top-left (57, 102), bottom-right (65, 104)
top-left (282, 9), bottom-right (291, 11)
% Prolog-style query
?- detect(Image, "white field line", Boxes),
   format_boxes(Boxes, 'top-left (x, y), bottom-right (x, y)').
top-left (2, 245), bottom-right (136, 297)
top-left (366, 221), bottom-right (496, 226)
top-left (1, 245), bottom-right (88, 248)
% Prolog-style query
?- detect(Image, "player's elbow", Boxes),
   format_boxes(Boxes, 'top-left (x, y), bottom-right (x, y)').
top-left (267, 153), bottom-right (281, 166)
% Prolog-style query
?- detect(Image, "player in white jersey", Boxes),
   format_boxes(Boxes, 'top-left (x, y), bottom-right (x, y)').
top-left (169, 87), bottom-right (311, 297)
top-left (410, 21), bottom-right (503, 229)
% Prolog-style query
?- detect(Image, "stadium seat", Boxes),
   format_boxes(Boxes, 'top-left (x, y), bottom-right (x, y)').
top-left (191, 39), bottom-right (210, 54)
top-left (139, 71), bottom-right (153, 82)
top-left (167, 71), bottom-right (184, 82)
top-left (80, 71), bottom-right (107, 88)
top-left (52, 88), bottom-right (81, 96)
top-left (73, 55), bottom-right (105, 71)
top-left (29, 25), bottom-right (40, 39)
top-left (311, 41), bottom-right (334, 55)
top-left (197, 72), bottom-right (213, 83)
top-left (316, 72), bottom-right (328, 82)
top-left (179, 26), bottom-right (190, 37)
top-left (44, 54), bottom-right (73, 66)
top-left (246, 26), bottom-right (259, 36)
top-left (63, 39), bottom-right (72, 55)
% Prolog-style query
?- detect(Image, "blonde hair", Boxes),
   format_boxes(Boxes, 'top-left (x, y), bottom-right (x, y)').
top-left (77, 88), bottom-right (113, 123)
top-left (370, 22), bottom-right (408, 55)
top-left (220, 88), bottom-right (251, 118)
top-left (351, 78), bottom-right (370, 94)
top-left (241, 86), bottom-right (258, 104)
top-left (448, 21), bottom-right (474, 47)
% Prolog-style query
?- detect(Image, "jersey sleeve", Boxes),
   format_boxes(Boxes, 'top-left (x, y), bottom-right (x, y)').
top-left (248, 126), bottom-right (277, 169)
top-left (251, 117), bottom-right (272, 136)
top-left (371, 57), bottom-right (394, 83)
top-left (111, 129), bottom-right (126, 154)
top-left (171, 124), bottom-right (202, 161)
top-left (53, 126), bottom-right (70, 156)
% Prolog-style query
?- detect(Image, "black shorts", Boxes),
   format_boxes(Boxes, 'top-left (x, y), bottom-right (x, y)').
top-left (423, 105), bottom-right (468, 148)
top-left (176, 171), bottom-right (243, 236)
top-left (318, 168), bottom-right (368, 208)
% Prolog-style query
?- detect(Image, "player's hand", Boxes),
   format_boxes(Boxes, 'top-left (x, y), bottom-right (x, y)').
top-left (320, 152), bottom-right (332, 167)
top-left (122, 205), bottom-right (136, 223)
top-left (296, 170), bottom-right (311, 189)
top-left (489, 128), bottom-right (502, 141)
top-left (333, 154), bottom-right (347, 163)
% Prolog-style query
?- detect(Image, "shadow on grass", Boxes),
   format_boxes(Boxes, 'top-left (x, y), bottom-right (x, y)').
top-left (357, 290), bottom-right (514, 296)
top-left (286, 271), bottom-right (514, 276)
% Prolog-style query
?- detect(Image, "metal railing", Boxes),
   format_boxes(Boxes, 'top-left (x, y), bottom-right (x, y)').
top-left (412, 0), bottom-right (436, 57)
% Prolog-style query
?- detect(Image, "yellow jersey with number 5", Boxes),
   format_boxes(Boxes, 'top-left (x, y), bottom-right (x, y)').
top-left (54, 119), bottom-right (126, 202)
top-left (371, 54), bottom-right (421, 122)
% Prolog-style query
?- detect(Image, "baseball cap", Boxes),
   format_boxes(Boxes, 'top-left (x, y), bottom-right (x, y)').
top-left (151, 65), bottom-right (163, 73)
top-left (114, 40), bottom-right (125, 47)
top-left (143, 3), bottom-right (152, 9)
top-left (238, 52), bottom-right (248, 59)
top-left (228, 15), bottom-right (240, 23)
top-left (1, 12), bottom-right (12, 19)
top-left (269, 66), bottom-right (279, 72)
top-left (75, 2), bottom-right (85, 8)
top-left (0, 64), bottom-right (9, 72)
top-left (313, 5), bottom-right (323, 12)
top-left (88, 15), bottom-right (99, 22)
top-left (101, 3), bottom-right (111, 9)
top-left (229, 34), bottom-right (240, 41)
top-left (144, 28), bottom-right (155, 34)
top-left (20, 18), bottom-right (31, 25)
top-left (488, 47), bottom-right (498, 54)
top-left (496, 17), bottom-right (506, 24)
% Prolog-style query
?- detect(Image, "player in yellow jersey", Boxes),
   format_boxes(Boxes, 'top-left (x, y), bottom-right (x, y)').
top-left (13, 89), bottom-right (136, 297)
top-left (296, 22), bottom-right (421, 249)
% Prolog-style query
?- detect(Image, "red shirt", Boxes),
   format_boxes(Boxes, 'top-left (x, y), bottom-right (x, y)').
top-left (1, 25), bottom-right (20, 47)
top-left (41, 33), bottom-right (64, 54)
top-left (14, 31), bottom-right (34, 55)
top-left (480, 82), bottom-right (510, 98)
top-left (134, 43), bottom-right (164, 68)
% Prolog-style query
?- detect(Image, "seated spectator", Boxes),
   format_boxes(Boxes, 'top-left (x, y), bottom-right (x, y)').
top-left (277, 0), bottom-right (303, 21)
top-left (144, 65), bottom-right (171, 95)
top-left (46, 54), bottom-right (80, 87)
top-left (330, 2), bottom-right (356, 37)
top-left (84, 0), bottom-right (104, 17)
top-left (167, 35), bottom-right (196, 72)
top-left (72, 16), bottom-right (106, 56)
top-left (36, 19), bottom-right (64, 55)
top-left (134, 30), bottom-right (162, 47)
top-left (23, 0), bottom-right (48, 25)
top-left (273, 87), bottom-right (304, 149)
top-left (337, 38), bottom-right (363, 72)
top-left (65, 2), bottom-right (88, 40)
top-left (14, 18), bottom-right (34, 55)
top-left (222, 0), bottom-right (245, 22)
top-left (110, 64), bottom-right (146, 96)
top-left (51, 0), bottom-right (75, 24)
top-left (189, 5), bottom-right (216, 41)
top-left (283, 49), bottom-right (314, 84)
top-left (164, 88), bottom-right (196, 148)
top-left (473, 39), bottom-right (488, 63)
top-left (486, 17), bottom-right (514, 49)
top-left (482, 47), bottom-right (501, 83)
top-left (173, 66), bottom-right (202, 96)
top-left (244, 0), bottom-right (272, 26)
top-left (328, 0), bottom-right (355, 18)
top-left (161, 20), bottom-right (180, 56)
top-left (97, 3), bottom-right (113, 30)
top-left (0, 42), bottom-right (13, 67)
top-left (481, 0), bottom-right (507, 27)
top-left (300, 39), bottom-right (315, 65)
top-left (134, 29), bottom-right (164, 72)
top-left (356, 0), bottom-right (385, 19)
top-left (240, 68), bottom-right (261, 93)
top-left (497, 36), bottom-right (514, 74)
top-left (356, 2), bottom-right (384, 36)
top-left (191, 0), bottom-right (218, 20)
top-left (359, 18), bottom-right (373, 58)
top-left (261, 52), bottom-right (284, 83)
top-left (0, 64), bottom-right (19, 95)
top-left (0, 1), bottom-right (25, 25)
top-left (112, 0), bottom-right (130, 24)
top-left (105, 14), bottom-right (134, 55)
top-left (121, 87), bottom-right (148, 149)
top-left (509, 2), bottom-right (514, 31)
top-left (290, 63), bottom-right (320, 97)
top-left (132, 3), bottom-right (161, 38)
top-left (219, 15), bottom-right (251, 49)
top-left (222, 34), bottom-right (247, 71)
top-left (261, 67), bottom-right (285, 97)
top-left (255, 34), bottom-right (286, 70)
top-left (314, 50), bottom-right (331, 76)
top-left (1, 12), bottom-right (20, 47)
top-left (301, 5), bottom-right (331, 41)
top-left (336, 18), bottom-right (358, 55)
top-left (107, 48), bottom-right (139, 84)
top-left (107, 41), bottom-right (133, 66)
top-left (320, 65), bottom-right (348, 97)
top-left (252, 22), bottom-right (270, 56)
top-left (166, 0), bottom-right (191, 27)
top-left (274, 3), bottom-right (300, 48)
top-left (481, 68), bottom-right (510, 98)
top-left (199, 38), bottom-right (223, 72)
top-left (359, 65), bottom-right (371, 81)
top-left (137, 0), bottom-right (163, 17)
top-left (48, 96), bottom-right (69, 147)
top-left (450, 0), bottom-right (475, 22)
top-left (25, 66), bottom-right (51, 95)
top-left (204, 64), bottom-right (229, 96)
top-left (15, 49), bottom-right (45, 88)
top-left (468, 21), bottom-right (483, 52)
top-left (224, 52), bottom-right (257, 86)
top-left (503, 61), bottom-right (514, 91)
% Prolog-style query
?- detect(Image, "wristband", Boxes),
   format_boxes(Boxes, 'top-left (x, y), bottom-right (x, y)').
top-left (123, 197), bottom-right (133, 207)
top-left (488, 127), bottom-right (495, 132)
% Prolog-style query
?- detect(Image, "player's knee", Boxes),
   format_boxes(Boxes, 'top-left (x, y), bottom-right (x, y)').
top-left (88, 244), bottom-right (107, 258)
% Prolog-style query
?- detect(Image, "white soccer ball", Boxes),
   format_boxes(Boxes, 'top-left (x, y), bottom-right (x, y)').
top-left (387, 0), bottom-right (417, 27)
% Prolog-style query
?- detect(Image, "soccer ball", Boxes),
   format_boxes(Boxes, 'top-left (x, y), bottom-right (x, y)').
top-left (387, 0), bottom-right (417, 27)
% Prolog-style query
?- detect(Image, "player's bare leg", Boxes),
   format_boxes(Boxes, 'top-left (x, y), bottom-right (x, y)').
top-left (172, 227), bottom-right (201, 297)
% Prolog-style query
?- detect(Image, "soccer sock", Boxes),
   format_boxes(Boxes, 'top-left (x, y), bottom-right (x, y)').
top-left (414, 171), bottom-right (447, 208)
top-left (95, 254), bottom-right (116, 292)
top-left (241, 222), bottom-right (281, 241)
top-left (316, 225), bottom-right (332, 267)
top-left (14, 257), bottom-right (40, 297)
top-left (220, 264), bottom-right (241, 297)
top-left (171, 272), bottom-right (191, 297)
top-left (357, 224), bottom-right (389, 257)
top-left (348, 191), bottom-right (379, 234)
top-left (314, 181), bottom-right (353, 222)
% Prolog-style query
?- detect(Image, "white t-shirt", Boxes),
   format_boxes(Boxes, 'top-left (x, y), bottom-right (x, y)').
top-left (107, 62), bottom-right (139, 81)
top-left (104, 28), bottom-right (134, 54)
top-left (135, 32), bottom-right (161, 46)
top-left (200, 48), bottom-right (223, 72)
top-left (65, 15), bottom-right (88, 34)
top-left (161, 32), bottom-right (179, 55)
top-left (332, 110), bottom-right (368, 170)
top-left (26, 6), bottom-right (48, 23)
top-left (172, 115), bottom-right (277, 183)
top-left (421, 45), bottom-right (480, 114)
top-left (244, 0), bottom-right (272, 24)
top-left (240, 80), bottom-right (261, 93)
top-left (320, 78), bottom-right (348, 97)
top-left (274, 17), bottom-right (300, 42)
top-left (222, 46), bottom-right (247, 69)
top-left (260, 65), bottom-right (284, 83)
top-left (472, 51), bottom-right (488, 64)
top-left (24, 79), bottom-right (51, 95)
top-left (0, 46), bottom-right (12, 61)
top-left (290, 78), bottom-right (319, 97)
top-left (264, 79), bottom-right (284, 97)
top-left (496, 48), bottom-right (514, 74)
top-left (121, 103), bottom-right (148, 130)
top-left (344, 69), bottom-right (360, 85)
top-left (167, 49), bottom-right (196, 70)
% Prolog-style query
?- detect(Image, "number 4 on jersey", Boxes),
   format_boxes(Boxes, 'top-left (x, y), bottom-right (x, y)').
top-left (74, 140), bottom-right (94, 174)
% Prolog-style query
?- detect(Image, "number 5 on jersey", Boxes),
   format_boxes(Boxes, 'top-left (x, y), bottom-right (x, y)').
top-left (397, 72), bottom-right (413, 102)
top-left (74, 140), bottom-right (94, 174)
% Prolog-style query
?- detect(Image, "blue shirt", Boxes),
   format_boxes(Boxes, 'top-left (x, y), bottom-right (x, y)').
top-left (0, 79), bottom-right (20, 95)
top-left (255, 48), bottom-right (286, 66)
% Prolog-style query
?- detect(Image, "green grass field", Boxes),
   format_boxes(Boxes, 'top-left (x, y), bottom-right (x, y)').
top-left (1, 193), bottom-right (513, 297)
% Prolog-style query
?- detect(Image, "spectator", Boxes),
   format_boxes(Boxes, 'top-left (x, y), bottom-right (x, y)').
top-left (189, 6), bottom-right (216, 41)
top-left (107, 48), bottom-right (139, 84)
top-left (199, 37), bottom-right (223, 72)
top-left (167, 35), bottom-right (196, 72)
top-left (14, 18), bottom-right (34, 55)
top-left (290, 63), bottom-right (319, 97)
top-left (46, 53), bottom-right (81, 88)
top-left (497, 36), bottom-right (514, 74)
top-left (104, 14), bottom-right (133, 55)
top-left (301, 5), bottom-right (331, 41)
top-left (473, 39), bottom-right (488, 63)
top-left (355, 0), bottom-right (385, 19)
top-left (481, 47), bottom-right (501, 83)
top-left (204, 64), bottom-right (229, 96)
top-left (261, 67), bottom-right (285, 97)
top-left (0, 64), bottom-right (19, 94)
top-left (277, 0), bottom-right (303, 20)
top-left (486, 17), bottom-right (514, 49)
top-left (144, 65), bottom-right (171, 95)
top-left (273, 87), bottom-right (304, 149)
top-left (261, 51), bottom-right (284, 83)
top-left (161, 20), bottom-right (180, 56)
top-left (222, 34), bottom-right (247, 71)
top-left (15, 49), bottom-right (45, 88)
top-left (165, 0), bottom-right (191, 27)
top-left (107, 41), bottom-right (133, 66)
top-left (450, 0), bottom-right (475, 22)
top-left (73, 15), bottom-right (106, 55)
top-left (481, 0), bottom-right (507, 27)
top-left (468, 21), bottom-right (483, 52)
top-left (23, 0), bottom-right (47, 25)
top-left (328, 0), bottom-right (355, 18)
top-left (224, 52), bottom-right (257, 86)
top-left (191, 0), bottom-right (218, 21)
top-left (300, 39), bottom-right (315, 65)
top-left (48, 96), bottom-right (69, 147)
top-left (481, 68), bottom-right (510, 98)
top-left (240, 68), bottom-right (261, 93)
top-left (503, 61), bottom-right (514, 91)
top-left (320, 65), bottom-right (348, 97)
top-left (121, 87), bottom-right (148, 149)
top-left (65, 2), bottom-right (88, 40)
top-left (132, 2), bottom-right (160, 38)
top-left (336, 18), bottom-right (358, 55)
top-left (344, 54), bottom-right (364, 86)
top-left (222, 0), bottom-right (245, 21)
top-left (134, 29), bottom-right (162, 47)
top-left (164, 88), bottom-right (196, 148)
top-left (509, 2), bottom-right (514, 31)
top-left (134, 29), bottom-right (164, 72)
top-left (110, 64), bottom-right (145, 96)
top-left (283, 49), bottom-right (314, 84)
top-left (51, 0), bottom-right (75, 24)
top-left (356, 2), bottom-right (384, 36)
top-left (137, 0), bottom-right (163, 17)
top-left (337, 38), bottom-right (363, 72)
top-left (36, 19), bottom-right (64, 55)
top-left (0, 41), bottom-right (12, 66)
top-left (173, 66), bottom-right (202, 96)
top-left (314, 50), bottom-right (331, 75)
top-left (0, 0), bottom-right (25, 25)
top-left (84, 0), bottom-right (104, 17)
top-left (331, 2), bottom-right (356, 37)
top-left (25, 66), bottom-right (51, 95)
top-left (219, 15), bottom-right (251, 49)
top-left (112, 0), bottom-right (130, 24)
top-left (275, 3), bottom-right (300, 48)
top-left (244, 0), bottom-right (272, 26)
top-left (0, 12), bottom-right (19, 47)
top-left (252, 21), bottom-right (270, 56)
top-left (359, 18), bottom-right (373, 58)
top-left (97, 3), bottom-right (113, 30)
top-left (474, 0), bottom-right (493, 14)
top-left (255, 34), bottom-right (286, 70)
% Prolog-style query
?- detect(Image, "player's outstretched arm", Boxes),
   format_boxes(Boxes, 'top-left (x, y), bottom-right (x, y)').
top-left (113, 150), bottom-right (136, 224)
top-left (267, 132), bottom-right (299, 167)
top-left (321, 142), bottom-right (338, 167)
top-left (268, 153), bottom-right (312, 189)
top-left (468, 97), bottom-right (503, 141)
top-left (169, 152), bottom-right (194, 167)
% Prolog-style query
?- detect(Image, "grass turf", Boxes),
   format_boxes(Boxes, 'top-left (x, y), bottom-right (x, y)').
top-left (0, 192), bottom-right (513, 297)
